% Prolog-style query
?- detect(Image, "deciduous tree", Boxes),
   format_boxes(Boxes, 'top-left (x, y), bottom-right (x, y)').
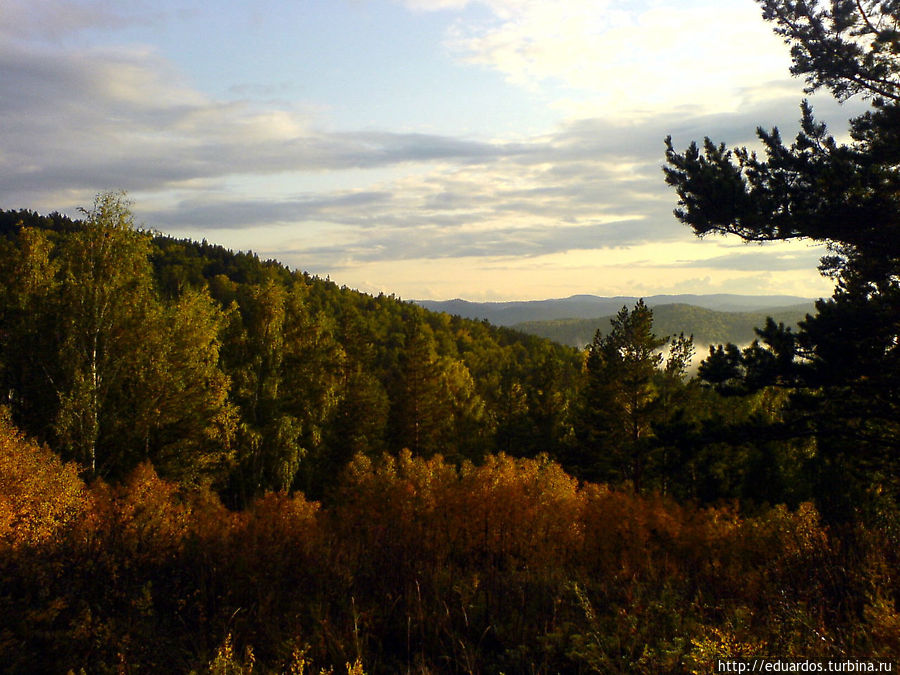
top-left (54, 193), bottom-right (158, 474)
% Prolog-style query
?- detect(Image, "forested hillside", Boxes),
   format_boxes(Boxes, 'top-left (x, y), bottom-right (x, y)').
top-left (0, 201), bottom-right (583, 503)
top-left (0, 195), bottom-right (897, 673)
top-left (0, 199), bottom-right (829, 509)
top-left (1, 0), bottom-right (900, 670)
top-left (417, 294), bottom-right (813, 326)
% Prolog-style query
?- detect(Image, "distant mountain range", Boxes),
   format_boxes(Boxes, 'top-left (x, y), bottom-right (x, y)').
top-left (415, 294), bottom-right (818, 349)
top-left (416, 294), bottom-right (816, 326)
top-left (513, 303), bottom-right (816, 349)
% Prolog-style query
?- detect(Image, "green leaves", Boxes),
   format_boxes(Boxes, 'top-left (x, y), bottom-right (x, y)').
top-left (0, 195), bottom-right (585, 499)
top-left (0, 195), bottom-right (238, 484)
top-left (53, 194), bottom-right (157, 473)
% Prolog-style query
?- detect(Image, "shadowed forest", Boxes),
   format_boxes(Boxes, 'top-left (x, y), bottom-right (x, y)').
top-left (2, 1), bottom-right (900, 672)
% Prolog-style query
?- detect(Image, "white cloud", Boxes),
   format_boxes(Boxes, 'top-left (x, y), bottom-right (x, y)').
top-left (0, 40), bottom-right (518, 209)
top-left (423, 0), bottom-right (797, 116)
top-left (1, 32), bottom-right (842, 269)
top-left (0, 0), bottom-right (856, 300)
top-left (400, 0), bottom-right (474, 10)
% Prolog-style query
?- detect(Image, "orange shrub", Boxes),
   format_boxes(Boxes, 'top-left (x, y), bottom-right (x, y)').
top-left (577, 484), bottom-right (695, 585)
top-left (0, 411), bottom-right (88, 549)
top-left (453, 453), bottom-right (582, 573)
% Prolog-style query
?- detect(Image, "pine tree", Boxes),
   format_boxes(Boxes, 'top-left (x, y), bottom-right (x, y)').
top-left (577, 301), bottom-right (693, 490)
top-left (664, 0), bottom-right (900, 514)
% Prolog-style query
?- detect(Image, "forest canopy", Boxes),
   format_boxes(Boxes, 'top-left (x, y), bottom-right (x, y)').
top-left (0, 198), bottom-right (586, 502)
top-left (0, 0), bottom-right (899, 671)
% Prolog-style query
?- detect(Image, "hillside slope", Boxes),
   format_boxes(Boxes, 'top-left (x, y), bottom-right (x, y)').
top-left (416, 293), bottom-right (815, 326)
top-left (0, 206), bottom-right (582, 502)
top-left (513, 302), bottom-right (816, 348)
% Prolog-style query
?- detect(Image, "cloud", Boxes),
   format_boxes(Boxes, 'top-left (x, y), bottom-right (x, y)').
top-left (0, 40), bottom-right (521, 207)
top-left (668, 249), bottom-right (826, 272)
top-left (403, 0), bottom-right (870, 129)
top-left (429, 0), bottom-right (796, 116)
top-left (1, 33), bottom-right (860, 268)
top-left (0, 8), bottom-right (868, 290)
top-left (280, 216), bottom-right (650, 266)
top-left (1, 0), bottom-right (173, 44)
top-left (149, 191), bottom-right (396, 229)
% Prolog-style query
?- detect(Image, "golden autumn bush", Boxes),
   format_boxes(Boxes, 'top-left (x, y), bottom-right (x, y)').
top-left (0, 409), bottom-right (88, 549)
top-left (0, 419), bottom-right (896, 673)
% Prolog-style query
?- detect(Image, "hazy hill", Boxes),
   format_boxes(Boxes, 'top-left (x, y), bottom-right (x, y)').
top-left (512, 302), bottom-right (816, 349)
top-left (415, 294), bottom-right (815, 327)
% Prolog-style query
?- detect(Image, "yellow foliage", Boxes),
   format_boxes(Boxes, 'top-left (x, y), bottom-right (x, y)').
top-left (344, 658), bottom-right (365, 675)
top-left (0, 437), bottom-right (884, 672)
top-left (864, 593), bottom-right (900, 657)
top-left (686, 624), bottom-right (767, 675)
top-left (208, 636), bottom-right (364, 675)
top-left (209, 633), bottom-right (255, 674)
top-left (0, 409), bottom-right (87, 548)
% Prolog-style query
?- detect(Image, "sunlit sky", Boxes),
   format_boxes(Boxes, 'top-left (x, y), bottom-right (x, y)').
top-left (2, 0), bottom-right (870, 300)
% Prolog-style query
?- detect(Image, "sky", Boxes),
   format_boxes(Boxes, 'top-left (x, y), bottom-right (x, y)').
top-left (1, 0), bottom-right (872, 301)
